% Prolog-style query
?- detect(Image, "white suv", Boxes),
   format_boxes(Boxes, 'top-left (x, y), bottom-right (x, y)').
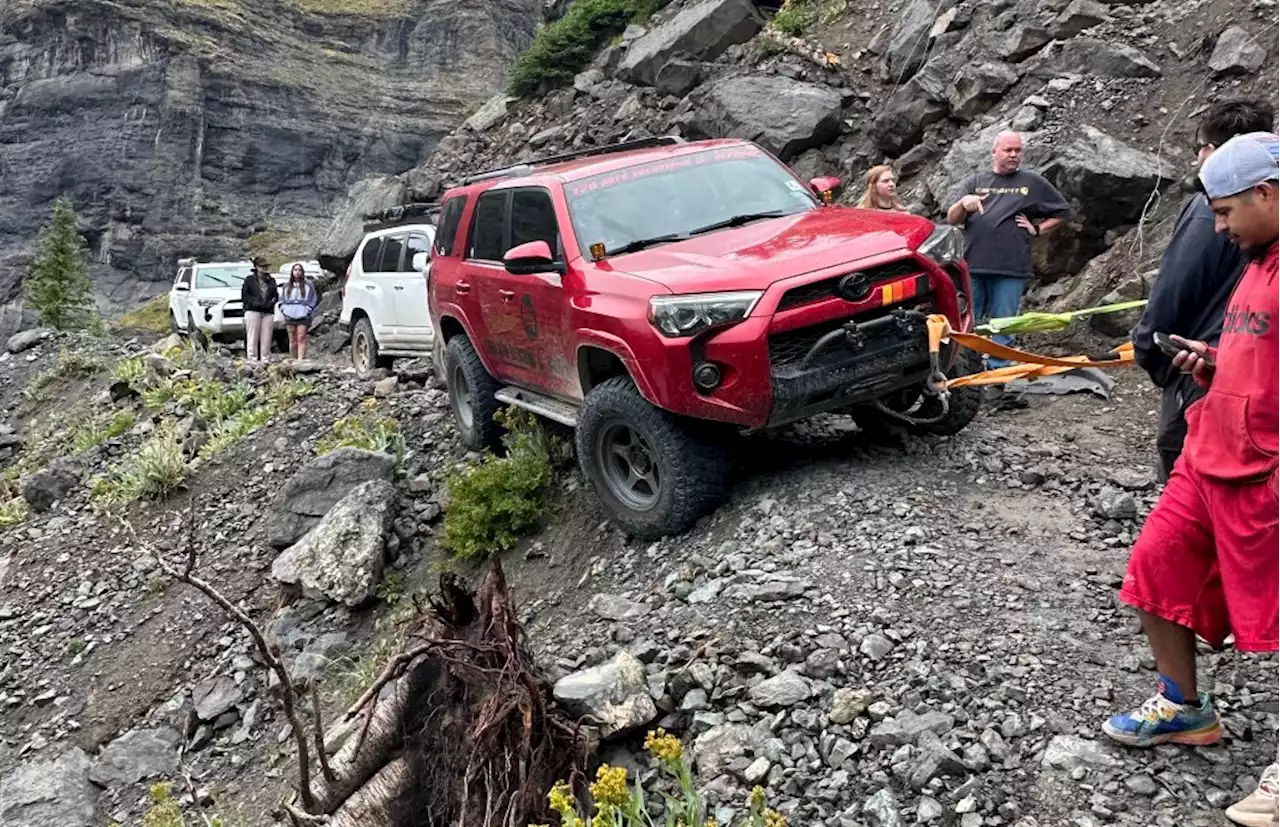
top-left (339, 204), bottom-right (438, 378)
top-left (169, 258), bottom-right (287, 344)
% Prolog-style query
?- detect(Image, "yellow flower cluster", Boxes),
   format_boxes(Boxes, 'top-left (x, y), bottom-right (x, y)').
top-left (549, 780), bottom-right (576, 817)
top-left (644, 728), bottom-right (683, 762)
top-left (763, 811), bottom-right (787, 827)
top-left (590, 764), bottom-right (631, 809)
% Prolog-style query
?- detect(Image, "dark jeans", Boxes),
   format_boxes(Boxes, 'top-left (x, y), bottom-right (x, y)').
top-left (971, 273), bottom-right (1027, 368)
top-left (1156, 374), bottom-right (1208, 482)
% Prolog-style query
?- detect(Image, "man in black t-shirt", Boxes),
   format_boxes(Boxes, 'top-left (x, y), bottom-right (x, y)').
top-left (945, 131), bottom-right (1072, 365)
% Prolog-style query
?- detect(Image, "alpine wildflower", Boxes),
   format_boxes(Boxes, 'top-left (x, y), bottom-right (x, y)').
top-left (590, 764), bottom-right (630, 809)
top-left (644, 728), bottom-right (683, 762)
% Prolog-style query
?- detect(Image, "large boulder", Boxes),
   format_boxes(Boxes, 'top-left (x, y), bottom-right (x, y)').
top-left (20, 457), bottom-right (81, 513)
top-left (1039, 125), bottom-right (1170, 233)
top-left (1034, 38), bottom-right (1161, 77)
top-left (464, 94), bottom-right (518, 132)
top-left (692, 723), bottom-right (754, 777)
top-left (1208, 25), bottom-right (1265, 77)
top-left (994, 25), bottom-right (1052, 62)
top-left (316, 176), bottom-right (407, 276)
top-left (690, 75), bottom-right (843, 161)
top-left (271, 479), bottom-right (397, 607)
top-left (89, 727), bottom-right (181, 787)
top-left (0, 749), bottom-right (97, 827)
top-left (870, 54), bottom-right (956, 154)
top-left (6, 327), bottom-right (51, 354)
top-left (552, 651), bottom-right (657, 738)
top-left (883, 0), bottom-right (937, 80)
top-left (948, 61), bottom-right (1021, 122)
top-left (1048, 0), bottom-right (1109, 39)
top-left (263, 448), bottom-right (397, 548)
top-left (618, 0), bottom-right (763, 87)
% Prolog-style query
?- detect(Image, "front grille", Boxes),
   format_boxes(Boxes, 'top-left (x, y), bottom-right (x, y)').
top-left (778, 259), bottom-right (922, 310)
top-left (223, 306), bottom-right (244, 319)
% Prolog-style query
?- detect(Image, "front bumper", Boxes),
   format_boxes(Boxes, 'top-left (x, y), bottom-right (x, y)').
top-left (195, 303), bottom-right (285, 337)
top-left (766, 309), bottom-right (932, 427)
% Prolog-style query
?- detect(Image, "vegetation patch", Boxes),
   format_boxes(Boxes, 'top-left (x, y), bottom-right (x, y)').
top-left (770, 0), bottom-right (818, 36)
top-left (114, 295), bottom-right (172, 335)
top-left (72, 410), bottom-right (137, 454)
top-left (315, 399), bottom-right (405, 461)
top-left (0, 496), bottom-right (29, 529)
top-left (22, 349), bottom-right (105, 406)
top-left (91, 420), bottom-right (190, 509)
top-left (536, 730), bottom-right (789, 827)
top-left (441, 408), bottom-right (555, 559)
top-left (294, 0), bottom-right (411, 17)
top-left (507, 0), bottom-right (669, 96)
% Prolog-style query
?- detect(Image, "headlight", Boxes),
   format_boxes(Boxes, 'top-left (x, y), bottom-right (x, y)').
top-left (648, 291), bottom-right (763, 338)
top-left (918, 224), bottom-right (965, 265)
top-left (196, 298), bottom-right (221, 308)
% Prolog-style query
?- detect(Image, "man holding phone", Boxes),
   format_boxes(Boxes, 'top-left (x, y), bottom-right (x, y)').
top-left (1104, 133), bottom-right (1278, 826)
top-left (1132, 99), bottom-right (1275, 481)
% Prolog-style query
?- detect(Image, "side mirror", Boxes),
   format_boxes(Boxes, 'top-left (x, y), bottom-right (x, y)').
top-left (503, 240), bottom-right (563, 275)
top-left (411, 251), bottom-right (430, 273)
top-left (173, 283), bottom-right (190, 292)
top-left (810, 176), bottom-right (842, 203)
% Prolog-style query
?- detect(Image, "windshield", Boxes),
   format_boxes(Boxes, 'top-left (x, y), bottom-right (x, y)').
top-left (565, 146), bottom-right (818, 257)
top-left (196, 266), bottom-right (251, 289)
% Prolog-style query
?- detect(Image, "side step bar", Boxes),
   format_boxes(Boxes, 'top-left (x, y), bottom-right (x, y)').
top-left (494, 387), bottom-right (579, 428)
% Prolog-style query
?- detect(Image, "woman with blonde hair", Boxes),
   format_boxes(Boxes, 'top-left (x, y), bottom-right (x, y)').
top-left (856, 164), bottom-right (905, 211)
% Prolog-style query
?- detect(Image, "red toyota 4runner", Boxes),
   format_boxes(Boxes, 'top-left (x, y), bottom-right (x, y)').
top-left (428, 136), bottom-right (980, 539)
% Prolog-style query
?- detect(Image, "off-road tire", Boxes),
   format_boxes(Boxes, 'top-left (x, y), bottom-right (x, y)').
top-left (187, 314), bottom-right (208, 349)
top-left (575, 376), bottom-right (730, 540)
top-left (351, 317), bottom-right (392, 379)
top-left (446, 336), bottom-right (503, 451)
top-left (907, 347), bottom-right (983, 437)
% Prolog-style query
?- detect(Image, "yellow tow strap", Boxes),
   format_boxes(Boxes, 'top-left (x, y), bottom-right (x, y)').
top-left (927, 314), bottom-right (1135, 389)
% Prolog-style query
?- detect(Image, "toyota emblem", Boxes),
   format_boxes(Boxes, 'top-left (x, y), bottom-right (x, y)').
top-left (837, 272), bottom-right (872, 302)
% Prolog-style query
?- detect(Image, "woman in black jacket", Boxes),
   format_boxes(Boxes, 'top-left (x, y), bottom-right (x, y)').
top-left (242, 257), bottom-right (279, 362)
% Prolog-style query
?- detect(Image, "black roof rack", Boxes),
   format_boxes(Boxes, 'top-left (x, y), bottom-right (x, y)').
top-left (458, 135), bottom-right (687, 186)
top-left (362, 201), bottom-right (441, 232)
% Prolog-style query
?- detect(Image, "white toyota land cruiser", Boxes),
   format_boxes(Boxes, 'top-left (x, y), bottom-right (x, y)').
top-left (339, 204), bottom-right (438, 378)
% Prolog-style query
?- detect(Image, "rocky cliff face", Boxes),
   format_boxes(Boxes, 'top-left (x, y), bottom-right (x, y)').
top-left (335, 0), bottom-right (1274, 328)
top-left (0, 0), bottom-right (539, 311)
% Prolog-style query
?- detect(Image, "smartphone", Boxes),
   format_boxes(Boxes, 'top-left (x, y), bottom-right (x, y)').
top-left (1154, 332), bottom-right (1216, 368)
top-left (1152, 331), bottom-right (1183, 358)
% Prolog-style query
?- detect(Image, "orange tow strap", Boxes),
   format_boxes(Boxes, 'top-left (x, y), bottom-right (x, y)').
top-left (926, 314), bottom-right (1134, 389)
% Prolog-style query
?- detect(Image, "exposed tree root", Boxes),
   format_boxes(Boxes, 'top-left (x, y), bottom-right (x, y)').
top-left (298, 561), bottom-right (589, 825)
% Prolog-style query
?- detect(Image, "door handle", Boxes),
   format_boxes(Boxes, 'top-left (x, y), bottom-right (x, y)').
top-left (498, 289), bottom-right (516, 301)
top-left (394, 284), bottom-right (404, 291)
top-left (455, 281), bottom-right (471, 295)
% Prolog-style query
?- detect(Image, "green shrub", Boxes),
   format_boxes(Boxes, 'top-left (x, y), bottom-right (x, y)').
top-left (441, 409), bottom-right (554, 559)
top-left (111, 355), bottom-right (147, 385)
top-left (91, 421), bottom-right (189, 508)
top-left (72, 410), bottom-right (136, 454)
top-left (0, 497), bottom-right (28, 528)
top-left (507, 0), bottom-right (668, 96)
top-left (316, 400), bottom-right (405, 461)
top-left (771, 0), bottom-right (817, 36)
top-left (25, 197), bottom-right (97, 330)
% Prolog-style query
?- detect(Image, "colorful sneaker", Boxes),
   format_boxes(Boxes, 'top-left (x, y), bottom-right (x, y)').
top-left (1226, 763), bottom-right (1279, 827)
top-left (1102, 690), bottom-right (1223, 747)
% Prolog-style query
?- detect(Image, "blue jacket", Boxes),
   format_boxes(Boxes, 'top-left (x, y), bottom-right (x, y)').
top-left (279, 280), bottom-right (318, 321)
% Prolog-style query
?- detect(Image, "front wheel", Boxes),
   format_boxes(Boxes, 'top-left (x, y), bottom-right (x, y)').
top-left (575, 377), bottom-right (730, 540)
top-left (188, 315), bottom-right (208, 349)
top-left (868, 347), bottom-right (983, 437)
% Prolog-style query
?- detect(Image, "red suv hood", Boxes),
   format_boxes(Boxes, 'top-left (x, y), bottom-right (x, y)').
top-left (605, 207), bottom-right (936, 294)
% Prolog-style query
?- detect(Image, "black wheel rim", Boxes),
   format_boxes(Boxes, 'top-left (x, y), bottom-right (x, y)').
top-left (596, 421), bottom-right (661, 512)
top-left (452, 363), bottom-right (474, 431)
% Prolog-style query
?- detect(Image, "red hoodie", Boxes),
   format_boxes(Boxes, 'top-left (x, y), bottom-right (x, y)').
top-left (1184, 241), bottom-right (1279, 483)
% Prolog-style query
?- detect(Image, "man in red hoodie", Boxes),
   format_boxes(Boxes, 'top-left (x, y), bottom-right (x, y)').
top-left (1103, 132), bottom-right (1279, 823)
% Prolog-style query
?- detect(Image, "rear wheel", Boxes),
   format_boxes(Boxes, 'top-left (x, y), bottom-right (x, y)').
top-left (446, 336), bottom-right (503, 450)
top-left (170, 311), bottom-right (180, 335)
top-left (351, 317), bottom-right (392, 378)
top-left (576, 377), bottom-right (730, 540)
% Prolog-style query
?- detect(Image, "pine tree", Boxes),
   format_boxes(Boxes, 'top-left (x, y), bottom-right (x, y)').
top-left (26, 197), bottom-right (96, 330)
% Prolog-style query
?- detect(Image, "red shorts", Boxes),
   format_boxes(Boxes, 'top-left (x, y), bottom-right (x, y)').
top-left (1120, 458), bottom-right (1279, 652)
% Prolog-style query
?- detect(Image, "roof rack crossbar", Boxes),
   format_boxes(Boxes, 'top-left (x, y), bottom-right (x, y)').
top-left (458, 135), bottom-right (686, 185)
top-left (361, 201), bottom-right (441, 223)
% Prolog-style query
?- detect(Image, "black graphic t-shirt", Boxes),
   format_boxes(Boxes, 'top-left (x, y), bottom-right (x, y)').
top-left (946, 170), bottom-right (1071, 279)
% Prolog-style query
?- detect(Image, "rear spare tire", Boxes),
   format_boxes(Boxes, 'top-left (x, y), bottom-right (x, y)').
top-left (575, 376), bottom-right (729, 540)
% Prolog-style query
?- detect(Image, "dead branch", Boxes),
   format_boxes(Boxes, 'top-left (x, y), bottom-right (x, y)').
top-left (311, 687), bottom-right (337, 784)
top-left (341, 643), bottom-right (434, 722)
